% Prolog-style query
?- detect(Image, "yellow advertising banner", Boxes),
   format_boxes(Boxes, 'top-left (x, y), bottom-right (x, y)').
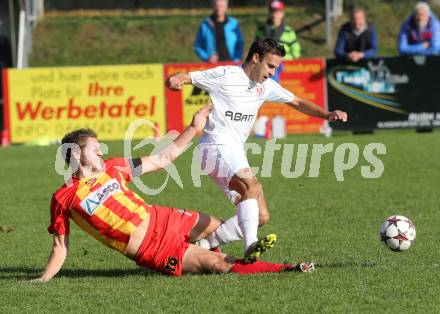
top-left (182, 81), bottom-right (211, 129)
top-left (4, 64), bottom-right (165, 143)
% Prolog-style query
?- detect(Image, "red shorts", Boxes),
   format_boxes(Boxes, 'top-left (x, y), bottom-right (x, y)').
top-left (134, 205), bottom-right (199, 276)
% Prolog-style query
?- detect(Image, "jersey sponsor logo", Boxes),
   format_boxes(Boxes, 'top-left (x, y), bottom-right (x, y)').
top-left (80, 179), bottom-right (121, 215)
top-left (225, 110), bottom-right (255, 123)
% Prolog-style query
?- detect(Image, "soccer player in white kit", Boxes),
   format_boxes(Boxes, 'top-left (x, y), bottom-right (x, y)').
top-left (166, 38), bottom-right (347, 263)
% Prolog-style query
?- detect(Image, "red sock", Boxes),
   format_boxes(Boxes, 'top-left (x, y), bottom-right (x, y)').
top-left (231, 259), bottom-right (291, 274)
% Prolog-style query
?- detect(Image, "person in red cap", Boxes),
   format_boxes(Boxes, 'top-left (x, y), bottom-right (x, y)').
top-left (256, 0), bottom-right (301, 81)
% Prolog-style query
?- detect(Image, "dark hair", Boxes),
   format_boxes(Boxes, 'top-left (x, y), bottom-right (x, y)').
top-left (61, 128), bottom-right (97, 165)
top-left (245, 38), bottom-right (286, 63)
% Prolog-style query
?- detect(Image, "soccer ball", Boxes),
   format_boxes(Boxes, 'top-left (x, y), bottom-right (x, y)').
top-left (380, 215), bottom-right (416, 251)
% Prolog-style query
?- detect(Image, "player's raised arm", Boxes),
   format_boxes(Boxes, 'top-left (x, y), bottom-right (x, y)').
top-left (165, 72), bottom-right (192, 91)
top-left (137, 103), bottom-right (212, 175)
top-left (288, 97), bottom-right (348, 122)
top-left (31, 234), bottom-right (69, 283)
top-left (166, 67), bottom-right (226, 94)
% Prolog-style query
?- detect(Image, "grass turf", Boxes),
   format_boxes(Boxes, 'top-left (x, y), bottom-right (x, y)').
top-left (0, 129), bottom-right (439, 312)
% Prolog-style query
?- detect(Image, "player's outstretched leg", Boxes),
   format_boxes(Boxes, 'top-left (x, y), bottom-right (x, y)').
top-left (232, 260), bottom-right (315, 274)
top-left (182, 244), bottom-right (314, 275)
top-left (243, 233), bottom-right (277, 263)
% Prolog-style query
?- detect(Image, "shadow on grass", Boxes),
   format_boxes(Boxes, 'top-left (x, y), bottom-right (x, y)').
top-left (316, 261), bottom-right (377, 269)
top-left (0, 266), bottom-right (158, 281)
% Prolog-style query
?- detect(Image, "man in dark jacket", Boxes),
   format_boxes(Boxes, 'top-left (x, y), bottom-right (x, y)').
top-left (334, 7), bottom-right (378, 62)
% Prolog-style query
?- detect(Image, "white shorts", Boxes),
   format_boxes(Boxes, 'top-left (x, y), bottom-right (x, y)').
top-left (197, 144), bottom-right (250, 204)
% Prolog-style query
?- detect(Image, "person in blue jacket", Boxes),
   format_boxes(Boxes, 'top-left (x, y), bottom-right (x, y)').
top-left (334, 7), bottom-right (378, 62)
top-left (194, 0), bottom-right (244, 63)
top-left (398, 2), bottom-right (440, 56)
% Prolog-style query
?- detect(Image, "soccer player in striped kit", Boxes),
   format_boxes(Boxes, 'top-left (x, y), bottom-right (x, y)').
top-left (33, 105), bottom-right (314, 282)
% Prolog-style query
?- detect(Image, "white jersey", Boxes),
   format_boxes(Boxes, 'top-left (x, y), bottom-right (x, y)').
top-left (189, 65), bottom-right (294, 145)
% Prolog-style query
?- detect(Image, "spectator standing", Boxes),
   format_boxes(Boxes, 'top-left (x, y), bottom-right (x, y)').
top-left (194, 0), bottom-right (244, 63)
top-left (255, 0), bottom-right (301, 82)
top-left (398, 2), bottom-right (440, 56)
top-left (256, 0), bottom-right (301, 61)
top-left (334, 7), bottom-right (378, 62)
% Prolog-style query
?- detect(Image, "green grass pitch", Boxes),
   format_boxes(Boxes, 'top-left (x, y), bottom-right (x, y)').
top-left (0, 130), bottom-right (439, 313)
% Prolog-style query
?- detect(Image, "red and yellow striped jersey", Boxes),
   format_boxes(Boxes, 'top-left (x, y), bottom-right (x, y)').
top-left (48, 158), bottom-right (151, 254)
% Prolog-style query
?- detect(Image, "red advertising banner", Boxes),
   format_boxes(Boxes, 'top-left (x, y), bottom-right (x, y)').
top-left (259, 58), bottom-right (327, 134)
top-left (164, 58), bottom-right (326, 134)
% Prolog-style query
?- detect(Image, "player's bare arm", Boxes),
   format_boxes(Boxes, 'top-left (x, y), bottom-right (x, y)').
top-left (138, 103), bottom-right (212, 175)
top-left (165, 72), bottom-right (192, 90)
top-left (288, 97), bottom-right (348, 122)
top-left (32, 234), bottom-right (69, 282)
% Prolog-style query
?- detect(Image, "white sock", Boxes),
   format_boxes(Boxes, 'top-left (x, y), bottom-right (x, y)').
top-left (195, 238), bottom-right (211, 250)
top-left (236, 199), bottom-right (259, 251)
top-left (203, 215), bottom-right (243, 248)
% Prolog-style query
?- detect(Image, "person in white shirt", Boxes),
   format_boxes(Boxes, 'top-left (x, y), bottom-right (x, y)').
top-left (166, 38), bottom-right (347, 263)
